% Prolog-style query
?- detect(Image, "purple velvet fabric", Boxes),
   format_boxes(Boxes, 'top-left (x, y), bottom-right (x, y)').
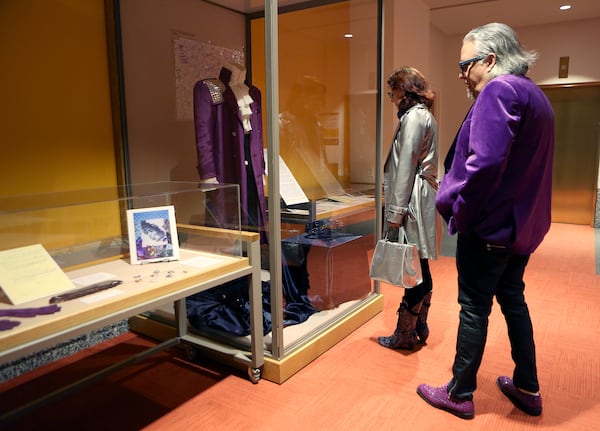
top-left (0, 304), bottom-right (61, 317)
top-left (436, 75), bottom-right (554, 254)
top-left (193, 67), bottom-right (267, 243)
top-left (0, 304), bottom-right (61, 331)
top-left (0, 320), bottom-right (21, 331)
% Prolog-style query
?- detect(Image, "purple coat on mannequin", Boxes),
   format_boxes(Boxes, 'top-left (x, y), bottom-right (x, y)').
top-left (193, 66), bottom-right (268, 243)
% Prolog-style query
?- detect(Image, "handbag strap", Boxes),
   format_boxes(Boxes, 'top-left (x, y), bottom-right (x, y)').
top-left (398, 226), bottom-right (409, 244)
top-left (383, 225), bottom-right (409, 243)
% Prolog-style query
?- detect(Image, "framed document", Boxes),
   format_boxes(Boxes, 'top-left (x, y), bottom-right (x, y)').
top-left (126, 205), bottom-right (180, 265)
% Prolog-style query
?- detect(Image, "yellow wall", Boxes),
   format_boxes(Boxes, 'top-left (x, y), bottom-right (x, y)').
top-left (0, 0), bottom-right (117, 197)
top-left (251, 2), bottom-right (376, 196)
top-left (0, 0), bottom-right (122, 251)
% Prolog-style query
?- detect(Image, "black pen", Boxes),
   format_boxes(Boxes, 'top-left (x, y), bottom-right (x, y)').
top-left (49, 280), bottom-right (123, 304)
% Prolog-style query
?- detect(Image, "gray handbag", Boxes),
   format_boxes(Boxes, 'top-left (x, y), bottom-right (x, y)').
top-left (369, 227), bottom-right (422, 288)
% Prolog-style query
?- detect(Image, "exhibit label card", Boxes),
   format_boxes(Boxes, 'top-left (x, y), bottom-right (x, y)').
top-left (0, 244), bottom-right (75, 305)
top-left (263, 149), bottom-right (309, 206)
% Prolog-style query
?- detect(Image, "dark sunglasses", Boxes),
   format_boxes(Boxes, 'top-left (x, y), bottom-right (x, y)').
top-left (458, 54), bottom-right (486, 73)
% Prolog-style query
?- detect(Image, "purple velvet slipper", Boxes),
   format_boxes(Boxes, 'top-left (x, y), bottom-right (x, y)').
top-left (497, 376), bottom-right (542, 416)
top-left (416, 383), bottom-right (474, 420)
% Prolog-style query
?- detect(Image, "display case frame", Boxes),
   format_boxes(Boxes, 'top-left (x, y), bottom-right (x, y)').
top-left (0, 181), bottom-right (264, 420)
top-left (111, 0), bottom-right (386, 383)
top-left (250, 0), bottom-right (385, 382)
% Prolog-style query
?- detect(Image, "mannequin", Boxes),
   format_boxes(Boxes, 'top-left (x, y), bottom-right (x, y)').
top-left (193, 62), bottom-right (267, 243)
top-left (189, 64), bottom-right (318, 336)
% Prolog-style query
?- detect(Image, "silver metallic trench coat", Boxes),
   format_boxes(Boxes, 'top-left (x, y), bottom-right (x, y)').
top-left (384, 103), bottom-right (442, 259)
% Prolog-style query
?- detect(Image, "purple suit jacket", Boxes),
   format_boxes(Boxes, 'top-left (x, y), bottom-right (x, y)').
top-left (436, 74), bottom-right (555, 254)
top-left (193, 67), bottom-right (267, 242)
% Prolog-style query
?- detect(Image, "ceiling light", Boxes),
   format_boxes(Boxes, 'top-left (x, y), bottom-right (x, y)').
top-left (559, 5), bottom-right (571, 11)
top-left (344, 33), bottom-right (353, 39)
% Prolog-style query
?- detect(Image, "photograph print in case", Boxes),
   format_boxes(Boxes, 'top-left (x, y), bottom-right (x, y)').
top-left (126, 205), bottom-right (180, 264)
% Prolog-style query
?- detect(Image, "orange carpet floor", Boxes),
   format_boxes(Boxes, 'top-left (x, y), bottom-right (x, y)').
top-left (1, 222), bottom-right (598, 430)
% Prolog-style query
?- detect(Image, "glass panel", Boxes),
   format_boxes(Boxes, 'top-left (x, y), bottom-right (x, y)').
top-left (251, 0), bottom-right (379, 353)
top-left (0, 181), bottom-right (265, 371)
top-left (0, 181), bottom-right (242, 268)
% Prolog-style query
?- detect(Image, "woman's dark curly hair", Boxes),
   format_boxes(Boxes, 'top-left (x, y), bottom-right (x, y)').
top-left (387, 66), bottom-right (434, 111)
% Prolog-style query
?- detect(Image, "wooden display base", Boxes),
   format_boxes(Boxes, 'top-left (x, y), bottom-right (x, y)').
top-left (261, 293), bottom-right (383, 383)
top-left (128, 293), bottom-right (383, 384)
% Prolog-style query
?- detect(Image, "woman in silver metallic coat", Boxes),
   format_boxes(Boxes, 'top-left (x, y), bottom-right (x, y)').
top-left (378, 67), bottom-right (442, 350)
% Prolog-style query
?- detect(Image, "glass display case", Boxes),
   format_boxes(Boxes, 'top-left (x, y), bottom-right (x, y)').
top-left (249, 0), bottom-right (383, 381)
top-left (1, 181), bottom-right (244, 262)
top-left (0, 181), bottom-right (264, 385)
top-left (113, 0), bottom-right (384, 383)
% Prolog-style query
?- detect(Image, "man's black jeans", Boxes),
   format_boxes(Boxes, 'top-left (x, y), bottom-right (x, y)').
top-left (447, 232), bottom-right (539, 400)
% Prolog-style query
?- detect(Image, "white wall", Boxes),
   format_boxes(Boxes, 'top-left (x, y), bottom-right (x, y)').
top-left (383, 0), bottom-right (431, 152)
top-left (120, 0), bottom-right (246, 185)
top-left (522, 18), bottom-right (600, 85)
top-left (119, 1), bottom-right (600, 189)
top-left (383, 0), bottom-right (465, 172)
top-left (430, 17), bottom-right (600, 178)
top-left (517, 19), bottom-right (600, 189)
top-left (435, 31), bottom-right (472, 169)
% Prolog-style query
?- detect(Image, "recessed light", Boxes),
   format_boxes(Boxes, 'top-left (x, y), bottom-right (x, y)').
top-left (344, 33), bottom-right (353, 39)
top-left (559, 4), bottom-right (571, 11)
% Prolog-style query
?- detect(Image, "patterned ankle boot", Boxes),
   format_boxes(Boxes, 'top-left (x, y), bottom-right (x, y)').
top-left (378, 300), bottom-right (422, 350)
top-left (416, 291), bottom-right (432, 344)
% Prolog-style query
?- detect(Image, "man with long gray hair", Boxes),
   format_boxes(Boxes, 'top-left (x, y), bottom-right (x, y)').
top-left (416, 22), bottom-right (554, 419)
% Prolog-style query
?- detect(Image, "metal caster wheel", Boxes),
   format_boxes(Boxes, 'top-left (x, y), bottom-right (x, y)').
top-left (248, 366), bottom-right (262, 384)
top-left (184, 345), bottom-right (201, 362)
